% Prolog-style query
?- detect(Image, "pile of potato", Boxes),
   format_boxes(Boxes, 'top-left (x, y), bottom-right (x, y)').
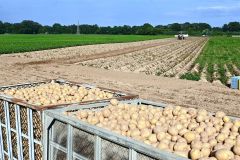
top-left (68, 99), bottom-right (240, 160)
top-left (1, 82), bottom-right (113, 106)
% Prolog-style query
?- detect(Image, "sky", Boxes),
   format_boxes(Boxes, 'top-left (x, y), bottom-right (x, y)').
top-left (0, 0), bottom-right (240, 27)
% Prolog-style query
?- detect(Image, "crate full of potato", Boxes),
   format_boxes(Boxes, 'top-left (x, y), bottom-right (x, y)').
top-left (0, 79), bottom-right (137, 160)
top-left (43, 99), bottom-right (240, 160)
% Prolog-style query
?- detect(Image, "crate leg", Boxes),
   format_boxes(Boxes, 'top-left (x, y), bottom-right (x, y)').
top-left (129, 149), bottom-right (137, 160)
top-left (27, 108), bottom-right (35, 160)
top-left (67, 125), bottom-right (73, 160)
top-left (4, 101), bottom-right (13, 159)
top-left (42, 113), bottom-right (54, 160)
top-left (15, 105), bottom-right (23, 160)
top-left (94, 136), bottom-right (101, 160)
top-left (0, 112), bottom-right (4, 160)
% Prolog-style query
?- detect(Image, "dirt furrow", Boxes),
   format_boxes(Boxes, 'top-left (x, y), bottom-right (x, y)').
top-left (224, 64), bottom-right (232, 85)
top-left (232, 64), bottom-right (240, 75)
top-left (200, 64), bottom-right (208, 82)
top-left (161, 39), bottom-right (205, 76)
top-left (175, 38), bottom-right (208, 78)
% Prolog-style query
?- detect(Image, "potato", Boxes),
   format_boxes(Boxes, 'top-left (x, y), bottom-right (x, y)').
top-left (120, 124), bottom-right (129, 132)
top-left (141, 129), bottom-right (151, 138)
top-left (173, 142), bottom-right (188, 151)
top-left (179, 128), bottom-right (188, 136)
top-left (137, 120), bottom-right (147, 130)
top-left (130, 129), bottom-right (141, 137)
top-left (190, 149), bottom-right (201, 160)
top-left (148, 134), bottom-right (157, 143)
top-left (209, 139), bottom-right (218, 147)
top-left (201, 147), bottom-right (211, 157)
top-left (184, 131), bottom-right (196, 143)
top-left (168, 127), bottom-right (178, 136)
top-left (110, 99), bottom-right (119, 106)
top-left (233, 145), bottom-right (240, 156)
top-left (157, 142), bottom-right (169, 150)
top-left (215, 149), bottom-right (234, 160)
top-left (196, 115), bottom-right (205, 123)
top-left (215, 111), bottom-right (226, 118)
top-left (157, 132), bottom-right (165, 141)
top-left (191, 140), bottom-right (202, 149)
top-left (103, 109), bottom-right (111, 118)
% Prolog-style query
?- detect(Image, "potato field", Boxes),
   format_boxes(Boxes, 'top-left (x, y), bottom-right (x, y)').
top-left (78, 36), bottom-right (240, 86)
top-left (79, 37), bottom-right (207, 78)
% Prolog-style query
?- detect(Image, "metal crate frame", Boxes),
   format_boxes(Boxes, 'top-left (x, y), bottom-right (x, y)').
top-left (0, 79), bottom-right (138, 160)
top-left (43, 99), bottom-right (189, 160)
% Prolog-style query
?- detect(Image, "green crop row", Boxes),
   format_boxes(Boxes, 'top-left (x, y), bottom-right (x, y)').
top-left (0, 34), bottom-right (170, 54)
top-left (181, 37), bottom-right (240, 85)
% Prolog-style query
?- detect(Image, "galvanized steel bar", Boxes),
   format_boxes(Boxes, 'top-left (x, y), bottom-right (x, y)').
top-left (0, 109), bottom-right (4, 160)
top-left (27, 108), bottom-right (35, 160)
top-left (49, 122), bottom-right (53, 160)
top-left (67, 124), bottom-right (73, 160)
top-left (49, 141), bottom-right (67, 153)
top-left (42, 112), bottom-right (54, 160)
top-left (4, 101), bottom-right (13, 159)
top-left (15, 105), bottom-right (23, 160)
top-left (73, 153), bottom-right (89, 160)
top-left (94, 136), bottom-right (101, 160)
top-left (129, 149), bottom-right (137, 160)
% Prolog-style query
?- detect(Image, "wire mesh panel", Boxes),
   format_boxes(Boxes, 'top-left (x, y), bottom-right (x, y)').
top-left (101, 139), bottom-right (129, 160)
top-left (52, 147), bottom-right (67, 160)
top-left (72, 127), bottom-right (95, 160)
top-left (51, 120), bottom-right (68, 148)
top-left (4, 154), bottom-right (8, 160)
top-left (22, 137), bottom-right (30, 159)
top-left (2, 127), bottom-right (8, 153)
top-left (20, 107), bottom-right (28, 135)
top-left (33, 111), bottom-right (42, 141)
top-left (11, 131), bottom-right (18, 158)
top-left (9, 103), bottom-right (16, 129)
top-left (34, 143), bottom-right (42, 160)
top-left (0, 100), bottom-right (5, 124)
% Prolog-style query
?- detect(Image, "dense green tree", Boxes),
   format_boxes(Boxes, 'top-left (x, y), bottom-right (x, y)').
top-left (0, 20), bottom-right (240, 35)
top-left (228, 22), bottom-right (240, 32)
top-left (222, 24), bottom-right (229, 32)
top-left (170, 23), bottom-right (181, 31)
top-left (18, 20), bottom-right (42, 34)
top-left (0, 21), bottom-right (4, 34)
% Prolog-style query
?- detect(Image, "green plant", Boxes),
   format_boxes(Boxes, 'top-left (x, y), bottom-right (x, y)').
top-left (180, 73), bottom-right (201, 81)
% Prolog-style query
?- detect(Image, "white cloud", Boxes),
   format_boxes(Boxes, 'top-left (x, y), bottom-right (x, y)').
top-left (196, 4), bottom-right (240, 11)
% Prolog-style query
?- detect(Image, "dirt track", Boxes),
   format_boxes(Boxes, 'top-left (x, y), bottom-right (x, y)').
top-left (0, 38), bottom-right (240, 116)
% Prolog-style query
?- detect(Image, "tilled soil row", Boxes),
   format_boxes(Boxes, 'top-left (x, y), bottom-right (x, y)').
top-left (79, 37), bottom-right (207, 78)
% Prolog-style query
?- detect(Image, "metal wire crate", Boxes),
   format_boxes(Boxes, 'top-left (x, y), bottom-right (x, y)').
top-left (43, 99), bottom-right (188, 160)
top-left (0, 79), bottom-right (137, 160)
top-left (0, 79), bottom-right (137, 111)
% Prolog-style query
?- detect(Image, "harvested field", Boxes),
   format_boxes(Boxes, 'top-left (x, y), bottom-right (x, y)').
top-left (0, 37), bottom-right (240, 117)
top-left (78, 37), bottom-right (207, 78)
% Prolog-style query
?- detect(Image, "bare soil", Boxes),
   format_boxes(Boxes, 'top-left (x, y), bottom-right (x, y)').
top-left (1, 38), bottom-right (240, 117)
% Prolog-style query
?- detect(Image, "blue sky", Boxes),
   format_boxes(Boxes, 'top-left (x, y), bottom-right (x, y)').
top-left (0, 0), bottom-right (239, 27)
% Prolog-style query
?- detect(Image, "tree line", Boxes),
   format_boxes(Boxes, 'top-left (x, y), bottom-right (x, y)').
top-left (0, 20), bottom-right (240, 35)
